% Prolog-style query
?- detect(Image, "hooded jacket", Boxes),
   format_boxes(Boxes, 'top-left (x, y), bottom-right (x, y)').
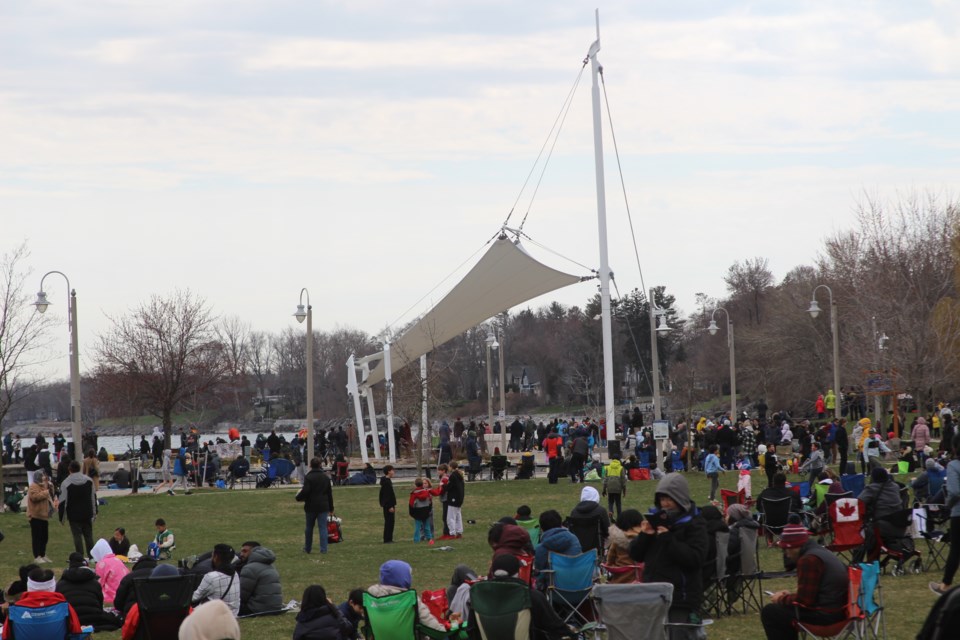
top-left (91, 538), bottom-right (129, 603)
top-left (492, 524), bottom-right (534, 559)
top-left (179, 599), bottom-right (241, 640)
top-left (603, 460), bottom-right (626, 494)
top-left (534, 527), bottom-right (582, 579)
top-left (567, 486), bottom-right (610, 552)
top-left (604, 524), bottom-right (643, 583)
top-left (56, 565), bottom-right (122, 631)
top-left (445, 470), bottom-right (465, 507)
top-left (239, 546), bottom-right (283, 615)
top-left (297, 469), bottom-right (334, 514)
top-left (629, 474), bottom-right (708, 612)
top-left (293, 601), bottom-right (354, 640)
top-left (58, 471), bottom-right (97, 523)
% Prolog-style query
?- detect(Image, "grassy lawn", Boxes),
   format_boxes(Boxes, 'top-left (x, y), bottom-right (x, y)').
top-left (0, 468), bottom-right (939, 639)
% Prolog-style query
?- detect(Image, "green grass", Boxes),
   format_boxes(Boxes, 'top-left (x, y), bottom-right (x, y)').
top-left (0, 469), bottom-right (937, 638)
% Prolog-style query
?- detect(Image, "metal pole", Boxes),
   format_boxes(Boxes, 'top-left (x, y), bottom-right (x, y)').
top-left (305, 304), bottom-right (314, 463)
top-left (831, 299), bottom-right (841, 420)
top-left (346, 355), bottom-right (369, 464)
top-left (728, 319), bottom-right (736, 422)
top-left (588, 11), bottom-right (617, 445)
top-left (498, 329), bottom-right (507, 453)
top-left (486, 343), bottom-right (493, 438)
top-left (365, 390), bottom-right (380, 460)
top-left (384, 343), bottom-right (397, 462)
top-left (873, 317), bottom-right (881, 428)
top-left (650, 289), bottom-right (665, 469)
top-left (421, 354), bottom-right (428, 466)
top-left (68, 289), bottom-right (82, 460)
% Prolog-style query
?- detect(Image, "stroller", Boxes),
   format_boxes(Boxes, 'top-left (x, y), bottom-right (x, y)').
top-left (872, 509), bottom-right (923, 576)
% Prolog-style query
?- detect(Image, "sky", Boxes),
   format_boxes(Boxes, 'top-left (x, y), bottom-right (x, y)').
top-left (3, 1), bottom-right (960, 381)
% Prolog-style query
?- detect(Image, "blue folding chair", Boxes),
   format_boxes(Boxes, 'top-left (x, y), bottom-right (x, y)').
top-left (5, 600), bottom-right (90, 640)
top-left (928, 470), bottom-right (946, 499)
top-left (858, 561), bottom-right (885, 639)
top-left (544, 549), bottom-right (598, 629)
top-left (638, 452), bottom-right (651, 468)
top-left (795, 480), bottom-right (811, 499)
top-left (840, 474), bottom-right (865, 497)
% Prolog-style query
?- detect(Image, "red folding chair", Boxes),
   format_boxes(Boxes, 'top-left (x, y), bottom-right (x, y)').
top-left (794, 564), bottom-right (862, 639)
top-left (721, 489), bottom-right (742, 515)
top-left (826, 498), bottom-right (865, 564)
top-left (600, 562), bottom-right (644, 583)
top-left (517, 553), bottom-right (535, 586)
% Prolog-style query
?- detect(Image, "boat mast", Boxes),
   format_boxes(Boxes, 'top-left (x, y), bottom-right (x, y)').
top-left (588, 10), bottom-right (617, 447)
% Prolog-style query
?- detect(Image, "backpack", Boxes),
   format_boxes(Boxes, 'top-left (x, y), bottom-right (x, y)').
top-left (918, 587), bottom-right (960, 640)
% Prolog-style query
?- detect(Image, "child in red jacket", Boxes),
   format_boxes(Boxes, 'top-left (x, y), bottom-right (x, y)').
top-left (409, 479), bottom-right (435, 544)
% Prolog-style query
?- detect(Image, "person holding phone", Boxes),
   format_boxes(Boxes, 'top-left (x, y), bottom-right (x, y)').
top-left (629, 474), bottom-right (708, 638)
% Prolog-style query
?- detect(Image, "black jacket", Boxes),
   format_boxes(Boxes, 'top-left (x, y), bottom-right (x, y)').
top-left (468, 577), bottom-right (575, 640)
top-left (445, 471), bottom-right (465, 507)
top-left (379, 477), bottom-right (396, 508)
top-left (566, 501), bottom-right (610, 552)
top-left (56, 567), bottom-right (122, 631)
top-left (113, 557), bottom-right (157, 617)
top-left (293, 603), bottom-right (354, 640)
top-left (629, 507), bottom-right (709, 612)
top-left (297, 469), bottom-right (334, 513)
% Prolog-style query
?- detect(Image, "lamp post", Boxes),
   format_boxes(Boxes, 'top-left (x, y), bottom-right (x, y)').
top-left (808, 285), bottom-right (841, 420)
top-left (485, 330), bottom-right (498, 447)
top-left (34, 272), bottom-right (82, 460)
top-left (707, 307), bottom-right (736, 422)
top-left (649, 288), bottom-right (671, 468)
top-left (497, 328), bottom-right (507, 453)
top-left (294, 289), bottom-right (314, 465)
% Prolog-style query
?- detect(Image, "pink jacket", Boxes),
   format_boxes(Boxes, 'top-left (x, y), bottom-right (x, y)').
top-left (912, 420), bottom-right (931, 452)
top-left (91, 539), bottom-right (129, 603)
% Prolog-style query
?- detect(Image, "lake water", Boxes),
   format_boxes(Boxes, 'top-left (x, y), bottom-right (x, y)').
top-left (64, 430), bottom-right (302, 455)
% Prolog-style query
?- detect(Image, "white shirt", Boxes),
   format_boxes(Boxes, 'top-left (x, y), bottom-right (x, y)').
top-left (192, 570), bottom-right (240, 616)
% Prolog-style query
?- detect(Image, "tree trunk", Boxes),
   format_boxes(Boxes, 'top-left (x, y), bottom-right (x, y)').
top-left (163, 408), bottom-right (173, 450)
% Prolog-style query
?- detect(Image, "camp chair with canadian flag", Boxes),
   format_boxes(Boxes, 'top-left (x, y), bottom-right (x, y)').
top-left (826, 498), bottom-right (866, 565)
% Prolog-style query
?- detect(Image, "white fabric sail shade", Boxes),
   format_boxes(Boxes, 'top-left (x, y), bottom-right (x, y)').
top-left (363, 236), bottom-right (584, 387)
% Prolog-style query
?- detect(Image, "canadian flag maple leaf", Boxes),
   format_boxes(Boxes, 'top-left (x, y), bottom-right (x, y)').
top-left (838, 502), bottom-right (857, 518)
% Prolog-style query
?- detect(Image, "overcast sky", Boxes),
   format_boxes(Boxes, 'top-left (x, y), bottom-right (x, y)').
top-left (4, 1), bottom-right (959, 380)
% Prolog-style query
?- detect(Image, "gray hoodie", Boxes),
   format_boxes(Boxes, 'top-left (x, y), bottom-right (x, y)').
top-left (654, 472), bottom-right (693, 512)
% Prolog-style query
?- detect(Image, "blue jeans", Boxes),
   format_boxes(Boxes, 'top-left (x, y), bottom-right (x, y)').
top-left (414, 518), bottom-right (433, 542)
top-left (305, 511), bottom-right (329, 553)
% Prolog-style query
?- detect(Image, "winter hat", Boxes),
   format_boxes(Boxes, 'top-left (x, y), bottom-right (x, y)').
top-left (380, 560), bottom-right (413, 589)
top-left (870, 467), bottom-right (889, 484)
top-left (580, 486), bottom-right (600, 504)
top-left (726, 503), bottom-right (751, 523)
top-left (489, 554), bottom-right (521, 579)
top-left (151, 564), bottom-right (179, 578)
top-left (778, 525), bottom-right (810, 549)
top-left (926, 458), bottom-right (938, 471)
top-left (723, 419), bottom-right (731, 427)
top-left (178, 599), bottom-right (241, 640)
top-left (67, 552), bottom-right (88, 568)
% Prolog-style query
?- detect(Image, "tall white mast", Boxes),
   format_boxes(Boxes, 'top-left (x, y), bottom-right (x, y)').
top-left (589, 11), bottom-right (617, 446)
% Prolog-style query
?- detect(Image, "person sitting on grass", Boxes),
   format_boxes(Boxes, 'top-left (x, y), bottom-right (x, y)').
top-left (239, 541), bottom-right (282, 616)
top-left (109, 527), bottom-right (131, 558)
top-left (293, 584), bottom-right (354, 640)
top-left (56, 552), bottom-right (123, 631)
top-left (487, 521), bottom-right (534, 561)
top-left (148, 518), bottom-right (176, 560)
top-left (336, 588), bottom-right (365, 635)
top-left (90, 538), bottom-right (130, 604)
top-left (113, 554), bottom-right (158, 619)
top-left (179, 600), bottom-right (240, 640)
top-left (191, 543), bottom-right (240, 616)
top-left (367, 560), bottom-right (448, 633)
top-left (533, 509), bottom-right (581, 589)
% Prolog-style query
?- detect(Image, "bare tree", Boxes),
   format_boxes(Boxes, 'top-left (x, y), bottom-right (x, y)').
top-left (93, 290), bottom-right (229, 448)
top-left (247, 330), bottom-right (273, 403)
top-left (725, 257), bottom-right (774, 326)
top-left (0, 243), bottom-right (50, 496)
top-left (216, 315), bottom-right (251, 414)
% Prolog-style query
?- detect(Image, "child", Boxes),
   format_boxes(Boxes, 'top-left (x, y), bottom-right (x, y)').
top-left (436, 465), bottom-right (452, 540)
top-left (445, 461), bottom-right (465, 539)
top-left (764, 442), bottom-right (779, 488)
top-left (704, 444), bottom-right (722, 503)
top-left (602, 457), bottom-right (627, 518)
top-left (408, 479), bottom-right (435, 544)
top-left (379, 465), bottom-right (396, 544)
top-left (148, 518), bottom-right (176, 560)
top-left (736, 454), bottom-right (753, 499)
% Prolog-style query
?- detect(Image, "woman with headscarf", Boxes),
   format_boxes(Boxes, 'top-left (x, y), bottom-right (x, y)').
top-left (90, 538), bottom-right (129, 604)
top-left (292, 584), bottom-right (353, 640)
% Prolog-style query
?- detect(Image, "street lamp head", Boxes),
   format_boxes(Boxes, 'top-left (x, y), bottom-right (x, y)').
top-left (33, 291), bottom-right (50, 313)
top-left (485, 332), bottom-right (495, 348)
top-left (294, 304), bottom-right (307, 324)
top-left (707, 319), bottom-right (719, 336)
top-left (656, 315), bottom-right (670, 333)
top-left (807, 299), bottom-right (822, 319)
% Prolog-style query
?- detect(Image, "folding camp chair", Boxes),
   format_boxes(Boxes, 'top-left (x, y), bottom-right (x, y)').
top-left (469, 580), bottom-right (532, 640)
top-left (566, 513), bottom-right (605, 555)
top-left (928, 470), bottom-right (946, 500)
top-left (794, 563), bottom-right (862, 640)
top-left (813, 482), bottom-right (830, 509)
top-left (133, 574), bottom-right (195, 640)
top-left (840, 474), bottom-right (866, 497)
top-left (543, 549), bottom-right (599, 628)
top-left (361, 589), bottom-right (454, 640)
top-left (592, 582), bottom-right (673, 640)
top-left (4, 600), bottom-right (91, 640)
top-left (826, 498), bottom-right (865, 565)
top-left (516, 518), bottom-right (541, 545)
top-left (600, 561), bottom-right (644, 584)
top-left (759, 496), bottom-right (794, 546)
top-left (702, 530), bottom-right (729, 618)
top-left (488, 455), bottom-right (508, 481)
top-left (720, 489), bottom-right (742, 515)
top-left (856, 561), bottom-right (886, 640)
top-left (724, 526), bottom-right (763, 615)
top-left (920, 503), bottom-right (950, 571)
top-left (872, 509), bottom-right (922, 576)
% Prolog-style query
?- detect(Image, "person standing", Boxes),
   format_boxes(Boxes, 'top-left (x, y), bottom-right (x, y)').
top-left (379, 465), bottom-right (396, 544)
top-left (58, 460), bottom-right (97, 557)
top-left (297, 457), bottom-right (334, 554)
top-left (81, 449), bottom-right (100, 491)
top-left (445, 461), bottom-right (465, 539)
top-left (704, 444), bottom-right (723, 503)
top-left (542, 429), bottom-right (563, 484)
top-left (13, 433), bottom-right (22, 463)
top-left (27, 471), bottom-right (55, 564)
top-left (835, 418), bottom-right (849, 476)
top-left (930, 434), bottom-right (960, 596)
